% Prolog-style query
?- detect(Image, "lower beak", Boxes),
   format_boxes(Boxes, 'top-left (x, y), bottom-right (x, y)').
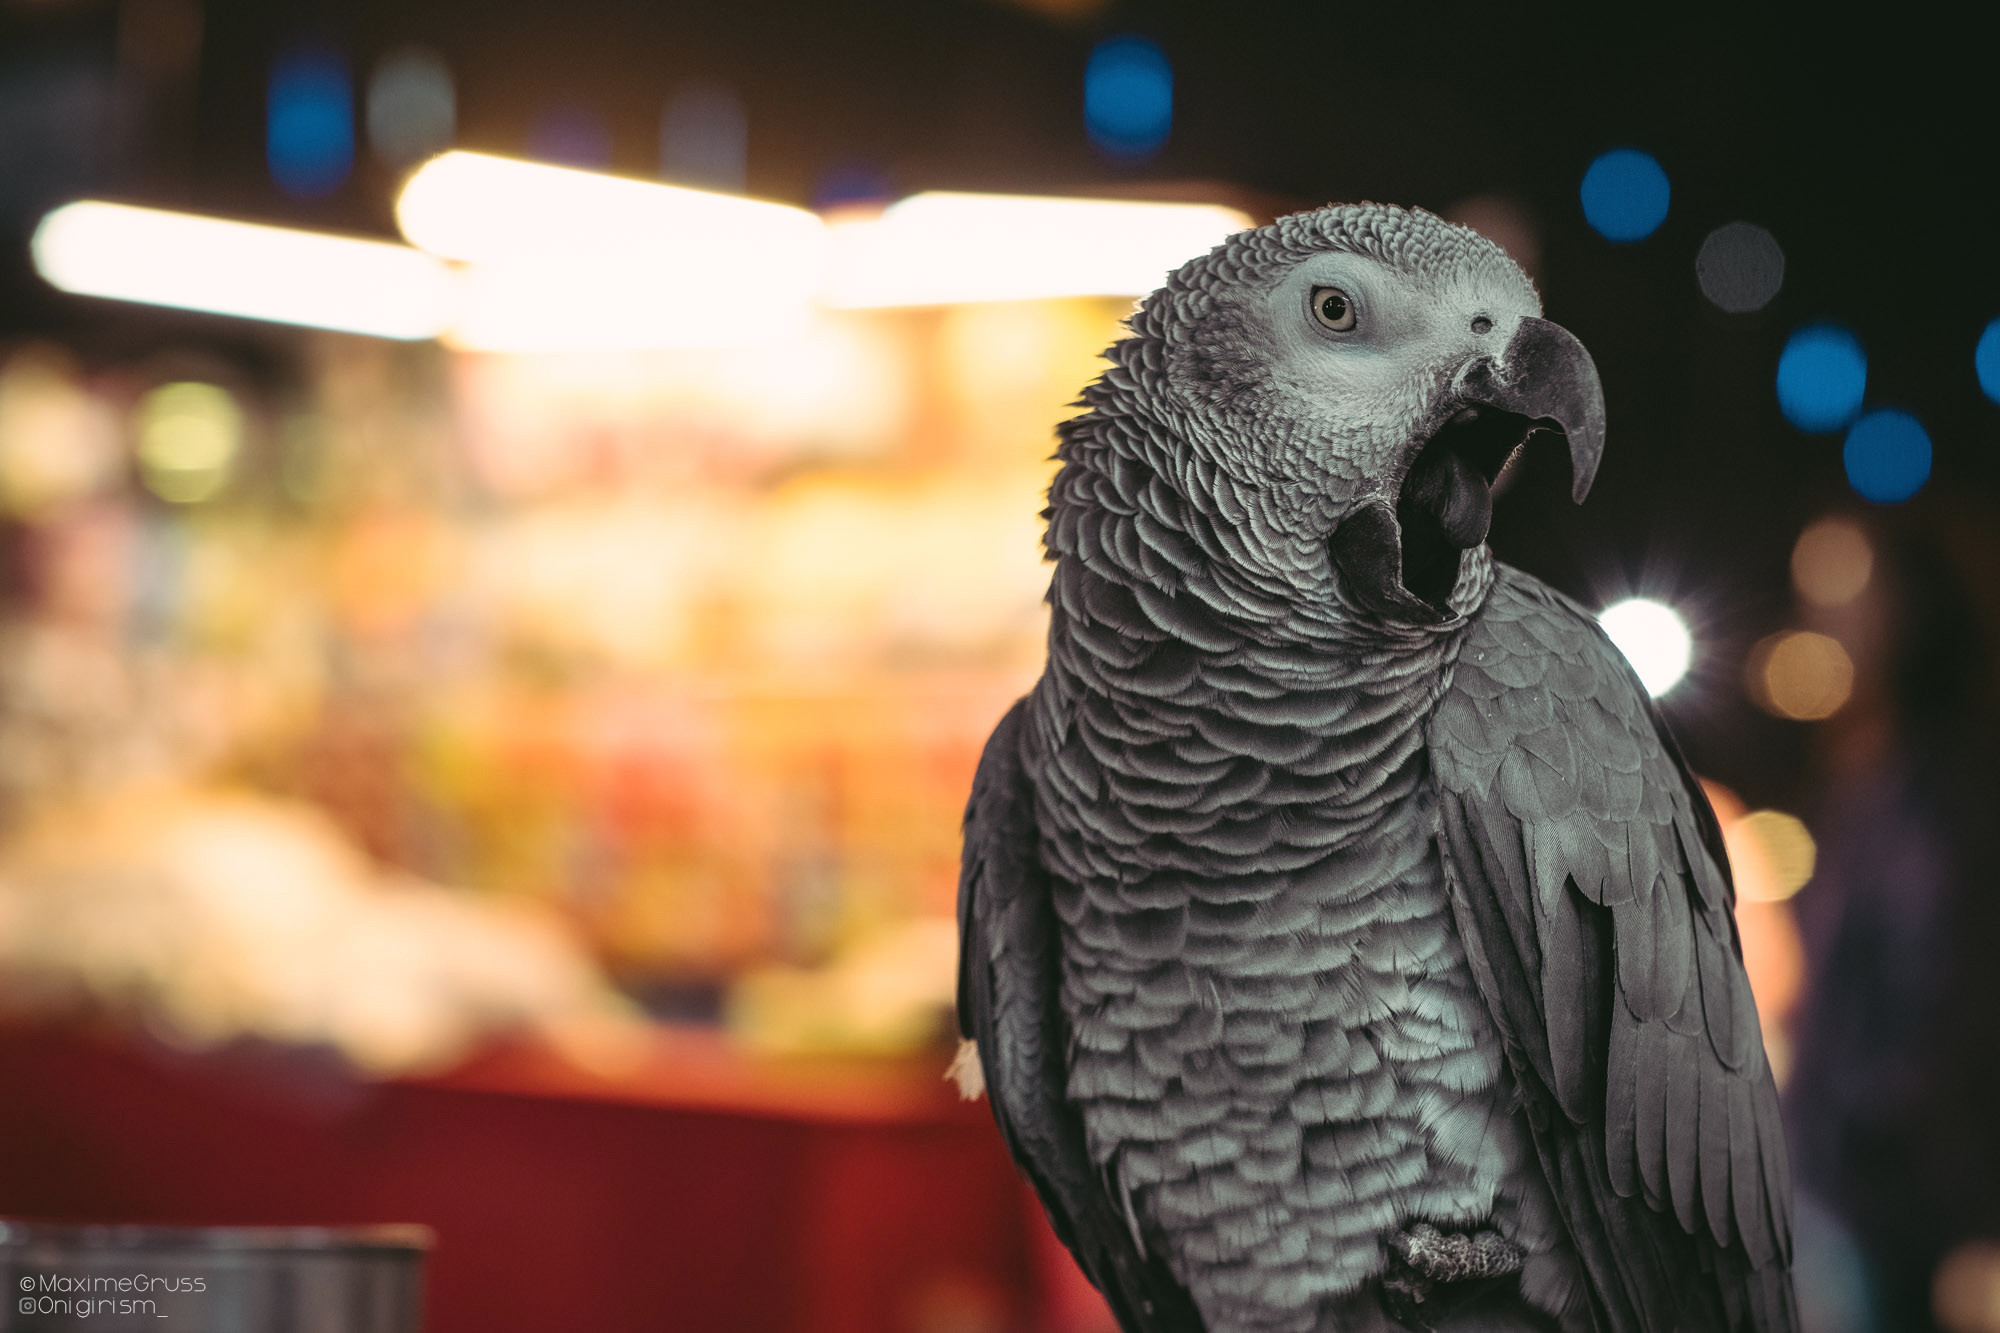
top-left (1329, 316), bottom-right (1606, 623)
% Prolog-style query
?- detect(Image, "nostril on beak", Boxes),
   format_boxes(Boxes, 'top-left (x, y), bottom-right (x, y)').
top-left (1449, 406), bottom-right (1480, 426)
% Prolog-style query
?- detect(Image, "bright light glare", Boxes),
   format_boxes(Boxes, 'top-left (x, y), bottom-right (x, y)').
top-left (396, 151), bottom-right (825, 351)
top-left (449, 256), bottom-right (809, 352)
top-left (33, 202), bottom-right (453, 340)
top-left (395, 150), bottom-right (824, 265)
top-left (1598, 597), bottom-right (1693, 696)
top-left (822, 192), bottom-right (1253, 308)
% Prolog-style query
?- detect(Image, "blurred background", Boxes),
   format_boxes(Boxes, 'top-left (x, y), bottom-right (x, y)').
top-left (0, 1), bottom-right (1996, 1330)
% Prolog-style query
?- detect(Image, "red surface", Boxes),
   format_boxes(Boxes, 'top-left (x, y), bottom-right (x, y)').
top-left (0, 1023), bottom-right (1105, 1333)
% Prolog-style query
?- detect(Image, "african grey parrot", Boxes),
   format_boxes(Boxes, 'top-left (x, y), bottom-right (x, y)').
top-left (953, 203), bottom-right (1795, 1332)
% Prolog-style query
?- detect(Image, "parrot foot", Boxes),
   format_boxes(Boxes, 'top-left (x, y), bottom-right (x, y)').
top-left (1381, 1224), bottom-right (1523, 1324)
top-left (1389, 1223), bottom-right (1523, 1283)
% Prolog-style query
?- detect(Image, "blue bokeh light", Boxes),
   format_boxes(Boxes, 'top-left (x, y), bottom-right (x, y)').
top-left (1776, 324), bottom-right (1868, 433)
top-left (1085, 36), bottom-right (1172, 159)
top-left (1976, 317), bottom-right (2000, 405)
top-left (1579, 148), bottom-right (1669, 242)
top-left (268, 44), bottom-right (353, 197)
top-left (1843, 409), bottom-right (1931, 504)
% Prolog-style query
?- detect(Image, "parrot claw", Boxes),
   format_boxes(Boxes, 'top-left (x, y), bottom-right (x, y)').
top-left (1381, 1223), bottom-right (1524, 1322)
top-left (1389, 1223), bottom-right (1523, 1283)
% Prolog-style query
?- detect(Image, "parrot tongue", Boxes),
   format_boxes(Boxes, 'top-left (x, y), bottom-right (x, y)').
top-left (1331, 404), bottom-right (1537, 623)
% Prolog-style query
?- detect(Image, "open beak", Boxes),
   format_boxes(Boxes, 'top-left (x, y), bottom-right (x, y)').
top-left (1328, 316), bottom-right (1605, 624)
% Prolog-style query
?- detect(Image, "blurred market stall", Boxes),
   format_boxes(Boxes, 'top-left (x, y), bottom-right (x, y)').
top-left (0, 191), bottom-right (1211, 1332)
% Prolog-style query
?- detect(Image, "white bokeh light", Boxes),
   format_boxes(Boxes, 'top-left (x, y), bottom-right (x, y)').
top-left (1598, 598), bottom-right (1693, 697)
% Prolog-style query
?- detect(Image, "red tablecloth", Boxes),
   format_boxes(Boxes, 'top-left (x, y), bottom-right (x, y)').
top-left (0, 1024), bottom-right (1111, 1333)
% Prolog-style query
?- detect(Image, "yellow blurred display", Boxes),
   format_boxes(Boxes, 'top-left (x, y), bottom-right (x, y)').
top-left (1729, 809), bottom-right (1818, 903)
top-left (0, 295), bottom-right (1128, 1054)
top-left (0, 789), bottom-right (634, 1074)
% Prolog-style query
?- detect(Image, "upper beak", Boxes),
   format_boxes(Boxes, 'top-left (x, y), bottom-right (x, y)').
top-left (1454, 316), bottom-right (1605, 504)
top-left (1328, 315), bottom-right (1605, 624)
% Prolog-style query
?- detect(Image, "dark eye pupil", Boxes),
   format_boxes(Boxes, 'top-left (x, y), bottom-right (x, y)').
top-left (1320, 293), bottom-right (1348, 322)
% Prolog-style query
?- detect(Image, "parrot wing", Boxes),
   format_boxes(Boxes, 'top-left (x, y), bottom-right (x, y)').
top-left (957, 697), bottom-right (1206, 1333)
top-left (1428, 568), bottom-right (1798, 1333)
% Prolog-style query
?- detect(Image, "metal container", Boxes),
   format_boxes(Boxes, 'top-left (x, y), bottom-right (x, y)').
top-left (1, 1220), bottom-right (430, 1333)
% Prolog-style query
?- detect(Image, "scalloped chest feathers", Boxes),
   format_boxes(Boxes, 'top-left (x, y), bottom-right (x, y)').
top-left (1026, 567), bottom-right (1549, 1331)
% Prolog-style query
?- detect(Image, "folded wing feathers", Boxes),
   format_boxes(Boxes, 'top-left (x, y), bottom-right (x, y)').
top-left (1429, 571), bottom-right (1795, 1330)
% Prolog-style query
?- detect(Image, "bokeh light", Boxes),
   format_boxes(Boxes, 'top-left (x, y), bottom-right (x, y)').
top-left (1084, 36), bottom-right (1171, 159)
top-left (267, 43), bottom-right (354, 198)
top-left (1776, 323), bottom-right (1867, 433)
top-left (1976, 317), bottom-right (2000, 405)
top-left (1597, 597), bottom-right (1692, 696)
top-left (1933, 1241), bottom-right (2000, 1333)
top-left (1578, 148), bottom-right (1669, 243)
top-left (1843, 408), bottom-right (1931, 503)
top-left (366, 46), bottom-right (455, 168)
top-left (134, 382), bottom-right (244, 504)
top-left (660, 79), bottom-right (748, 192)
top-left (1749, 630), bottom-right (1854, 720)
top-left (1791, 516), bottom-right (1874, 607)
top-left (1696, 221), bottom-right (1785, 313)
top-left (1731, 810), bottom-right (1818, 903)
top-left (0, 347), bottom-right (122, 518)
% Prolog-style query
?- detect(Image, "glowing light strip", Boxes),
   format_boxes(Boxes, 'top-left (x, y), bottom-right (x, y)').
top-left (395, 150), bottom-right (826, 266)
top-left (821, 191), bottom-right (1254, 307)
top-left (34, 181), bottom-right (1258, 347)
top-left (32, 201), bottom-right (454, 340)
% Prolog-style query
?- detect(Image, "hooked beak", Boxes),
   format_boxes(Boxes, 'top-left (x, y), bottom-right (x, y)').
top-left (1329, 316), bottom-right (1605, 624)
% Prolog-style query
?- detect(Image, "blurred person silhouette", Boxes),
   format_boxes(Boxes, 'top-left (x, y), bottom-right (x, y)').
top-left (1785, 503), bottom-right (2000, 1333)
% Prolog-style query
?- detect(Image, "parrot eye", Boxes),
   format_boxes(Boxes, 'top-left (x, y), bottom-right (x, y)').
top-left (1310, 286), bottom-right (1357, 333)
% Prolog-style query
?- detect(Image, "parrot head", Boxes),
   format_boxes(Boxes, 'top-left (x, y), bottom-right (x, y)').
top-left (1137, 203), bottom-right (1604, 625)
